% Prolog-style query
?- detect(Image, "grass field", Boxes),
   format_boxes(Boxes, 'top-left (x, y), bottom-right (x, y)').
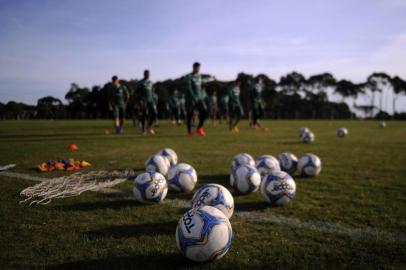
top-left (1, 120), bottom-right (405, 270)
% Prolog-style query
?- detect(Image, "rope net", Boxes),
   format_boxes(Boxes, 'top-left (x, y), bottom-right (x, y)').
top-left (20, 169), bottom-right (134, 206)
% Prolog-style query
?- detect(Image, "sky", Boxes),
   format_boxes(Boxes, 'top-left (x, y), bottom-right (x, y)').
top-left (0, 0), bottom-right (405, 112)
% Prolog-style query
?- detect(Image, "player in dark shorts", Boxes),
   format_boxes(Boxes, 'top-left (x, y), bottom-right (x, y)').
top-left (184, 62), bottom-right (207, 137)
top-left (250, 77), bottom-right (265, 129)
top-left (208, 89), bottom-right (219, 125)
top-left (136, 70), bottom-right (156, 134)
top-left (108, 76), bottom-right (129, 134)
top-left (218, 94), bottom-right (229, 124)
top-left (169, 89), bottom-right (181, 125)
top-left (228, 78), bottom-right (243, 132)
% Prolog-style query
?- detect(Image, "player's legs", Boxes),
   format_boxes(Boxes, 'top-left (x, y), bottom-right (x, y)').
top-left (147, 103), bottom-right (156, 134)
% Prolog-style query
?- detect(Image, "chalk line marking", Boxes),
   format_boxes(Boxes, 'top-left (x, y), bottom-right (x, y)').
top-left (0, 171), bottom-right (48, 182)
top-left (3, 171), bottom-right (405, 243)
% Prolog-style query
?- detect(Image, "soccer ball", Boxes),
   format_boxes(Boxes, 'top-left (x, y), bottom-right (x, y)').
top-left (167, 163), bottom-right (197, 192)
top-left (256, 155), bottom-right (280, 176)
top-left (231, 153), bottom-right (255, 169)
top-left (301, 131), bottom-right (315, 143)
top-left (260, 171), bottom-right (296, 205)
top-left (145, 154), bottom-right (170, 176)
top-left (230, 164), bottom-right (261, 194)
top-left (379, 121), bottom-right (386, 128)
top-left (337, 127), bottom-right (348, 137)
top-left (157, 148), bottom-right (178, 166)
top-left (133, 171), bottom-right (168, 203)
top-left (276, 152), bottom-right (298, 175)
top-left (176, 206), bottom-right (232, 262)
top-left (299, 127), bottom-right (310, 137)
top-left (191, 184), bottom-right (234, 219)
top-left (297, 153), bottom-right (322, 177)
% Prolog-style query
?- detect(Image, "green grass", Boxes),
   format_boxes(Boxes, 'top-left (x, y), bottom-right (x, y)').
top-left (1, 120), bottom-right (405, 270)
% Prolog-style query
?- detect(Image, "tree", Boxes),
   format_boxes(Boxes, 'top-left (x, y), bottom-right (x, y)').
top-left (334, 80), bottom-right (362, 101)
top-left (278, 72), bottom-right (306, 95)
top-left (391, 76), bottom-right (406, 114)
top-left (366, 72), bottom-right (392, 117)
top-left (37, 96), bottom-right (64, 119)
top-left (65, 83), bottom-right (90, 118)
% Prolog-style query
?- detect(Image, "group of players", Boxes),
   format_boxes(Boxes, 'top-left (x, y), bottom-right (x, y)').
top-left (108, 62), bottom-right (265, 136)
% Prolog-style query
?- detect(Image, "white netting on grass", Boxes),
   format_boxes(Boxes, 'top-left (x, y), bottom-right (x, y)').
top-left (19, 169), bottom-right (134, 206)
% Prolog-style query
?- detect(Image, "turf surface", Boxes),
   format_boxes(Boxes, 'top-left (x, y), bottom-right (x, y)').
top-left (0, 120), bottom-right (405, 269)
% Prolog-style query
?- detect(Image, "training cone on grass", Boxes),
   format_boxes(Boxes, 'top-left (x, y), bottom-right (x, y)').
top-left (65, 144), bottom-right (79, 150)
top-left (104, 129), bottom-right (110, 135)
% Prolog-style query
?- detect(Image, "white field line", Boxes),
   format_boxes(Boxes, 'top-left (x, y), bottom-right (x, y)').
top-left (0, 171), bottom-right (48, 182)
top-left (3, 171), bottom-right (405, 243)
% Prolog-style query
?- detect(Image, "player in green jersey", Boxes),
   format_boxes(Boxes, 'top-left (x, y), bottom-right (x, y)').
top-left (108, 76), bottom-right (129, 134)
top-left (228, 78), bottom-right (244, 133)
top-left (184, 62), bottom-right (208, 136)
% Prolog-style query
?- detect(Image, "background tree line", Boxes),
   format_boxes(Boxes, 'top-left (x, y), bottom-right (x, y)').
top-left (1, 71), bottom-right (405, 120)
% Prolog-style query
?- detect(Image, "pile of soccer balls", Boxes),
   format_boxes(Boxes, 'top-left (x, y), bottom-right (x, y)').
top-left (132, 148), bottom-right (233, 262)
top-left (230, 152), bottom-right (321, 206)
top-left (299, 127), bottom-right (315, 143)
top-left (133, 148), bottom-right (198, 203)
top-left (132, 148), bottom-right (321, 263)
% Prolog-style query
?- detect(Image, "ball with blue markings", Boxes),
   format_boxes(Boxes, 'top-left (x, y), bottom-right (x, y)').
top-left (256, 155), bottom-right (280, 176)
top-left (230, 164), bottom-right (261, 194)
top-left (277, 152), bottom-right (298, 175)
top-left (133, 171), bottom-right (168, 203)
top-left (297, 153), bottom-right (321, 177)
top-left (167, 163), bottom-right (197, 192)
top-left (299, 127), bottom-right (310, 137)
top-left (301, 131), bottom-right (315, 143)
top-left (337, 127), bottom-right (348, 137)
top-left (260, 171), bottom-right (296, 205)
top-left (145, 154), bottom-right (170, 176)
top-left (176, 206), bottom-right (232, 262)
top-left (157, 148), bottom-right (178, 166)
top-left (191, 184), bottom-right (234, 219)
top-left (231, 153), bottom-right (255, 170)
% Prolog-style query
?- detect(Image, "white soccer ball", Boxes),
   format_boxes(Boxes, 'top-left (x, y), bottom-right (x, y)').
top-left (191, 184), bottom-right (234, 219)
top-left (157, 148), bottom-right (178, 166)
top-left (176, 206), bottom-right (232, 262)
top-left (145, 154), bottom-right (170, 176)
top-left (379, 121), bottom-right (386, 128)
top-left (167, 163), bottom-right (197, 192)
top-left (337, 127), bottom-right (348, 137)
top-left (299, 127), bottom-right (310, 137)
top-left (301, 131), bottom-right (315, 143)
top-left (260, 171), bottom-right (296, 205)
top-left (231, 153), bottom-right (255, 170)
top-left (256, 155), bottom-right (281, 176)
top-left (276, 152), bottom-right (298, 175)
top-left (230, 164), bottom-right (261, 195)
top-left (297, 153), bottom-right (321, 177)
top-left (133, 171), bottom-right (168, 203)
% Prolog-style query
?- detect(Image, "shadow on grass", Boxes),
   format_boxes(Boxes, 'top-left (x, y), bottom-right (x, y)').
top-left (46, 253), bottom-right (200, 270)
top-left (57, 199), bottom-right (147, 212)
top-left (234, 201), bottom-right (270, 212)
top-left (85, 221), bottom-right (177, 239)
top-left (198, 174), bottom-right (229, 186)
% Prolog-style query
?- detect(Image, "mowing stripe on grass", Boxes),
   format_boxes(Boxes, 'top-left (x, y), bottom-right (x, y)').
top-left (234, 211), bottom-right (406, 243)
top-left (4, 171), bottom-right (405, 243)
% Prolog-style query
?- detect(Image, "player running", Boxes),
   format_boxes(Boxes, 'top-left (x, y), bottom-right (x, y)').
top-left (228, 78), bottom-right (243, 132)
top-left (108, 76), bottom-right (129, 134)
top-left (250, 77), bottom-right (265, 129)
top-left (136, 70), bottom-right (156, 134)
top-left (184, 62), bottom-right (207, 136)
